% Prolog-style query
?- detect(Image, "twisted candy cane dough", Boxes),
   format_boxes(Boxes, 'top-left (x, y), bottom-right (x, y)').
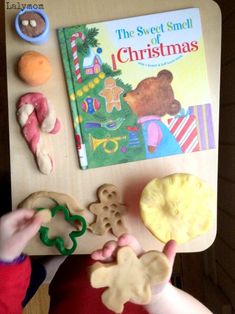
top-left (16, 93), bottom-right (61, 174)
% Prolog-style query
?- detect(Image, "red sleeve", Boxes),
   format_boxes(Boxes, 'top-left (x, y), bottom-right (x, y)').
top-left (49, 255), bottom-right (148, 314)
top-left (0, 256), bottom-right (31, 314)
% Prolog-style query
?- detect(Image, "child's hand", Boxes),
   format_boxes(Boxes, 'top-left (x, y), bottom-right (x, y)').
top-left (91, 233), bottom-right (144, 262)
top-left (0, 209), bottom-right (42, 262)
top-left (91, 233), bottom-right (176, 295)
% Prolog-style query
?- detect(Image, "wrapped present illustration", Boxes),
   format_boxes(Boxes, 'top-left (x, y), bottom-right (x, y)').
top-left (188, 104), bottom-right (215, 150)
top-left (168, 113), bottom-right (200, 153)
top-left (168, 104), bottom-right (215, 153)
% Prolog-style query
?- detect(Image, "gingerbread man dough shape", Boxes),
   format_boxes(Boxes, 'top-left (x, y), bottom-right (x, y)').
top-left (89, 184), bottom-right (127, 237)
top-left (90, 246), bottom-right (170, 313)
top-left (99, 77), bottom-right (124, 113)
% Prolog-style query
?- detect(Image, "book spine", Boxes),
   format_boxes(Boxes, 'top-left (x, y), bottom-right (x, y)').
top-left (57, 28), bottom-right (88, 169)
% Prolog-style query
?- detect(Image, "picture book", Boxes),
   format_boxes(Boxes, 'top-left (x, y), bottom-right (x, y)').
top-left (57, 7), bottom-right (215, 169)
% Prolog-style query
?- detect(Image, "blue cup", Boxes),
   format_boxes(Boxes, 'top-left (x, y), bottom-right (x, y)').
top-left (15, 8), bottom-right (50, 45)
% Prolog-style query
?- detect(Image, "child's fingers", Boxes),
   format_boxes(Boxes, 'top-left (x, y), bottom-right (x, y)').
top-left (91, 241), bottom-right (118, 261)
top-left (162, 240), bottom-right (177, 267)
top-left (91, 234), bottom-right (144, 262)
top-left (14, 215), bottom-right (42, 244)
top-left (103, 241), bottom-right (118, 257)
top-left (91, 249), bottom-right (104, 261)
top-left (118, 233), bottom-right (144, 256)
top-left (2, 208), bottom-right (36, 228)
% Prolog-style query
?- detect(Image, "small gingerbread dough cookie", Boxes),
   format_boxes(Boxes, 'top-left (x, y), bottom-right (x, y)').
top-left (18, 191), bottom-right (83, 215)
top-left (34, 208), bottom-right (52, 224)
top-left (89, 184), bottom-right (127, 237)
top-left (140, 173), bottom-right (215, 244)
top-left (18, 51), bottom-right (52, 86)
top-left (90, 246), bottom-right (170, 313)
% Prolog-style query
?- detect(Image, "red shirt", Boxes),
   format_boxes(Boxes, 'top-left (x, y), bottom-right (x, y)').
top-left (0, 257), bottom-right (31, 314)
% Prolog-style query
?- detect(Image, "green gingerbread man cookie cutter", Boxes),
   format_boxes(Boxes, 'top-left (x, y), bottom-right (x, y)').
top-left (37, 205), bottom-right (87, 255)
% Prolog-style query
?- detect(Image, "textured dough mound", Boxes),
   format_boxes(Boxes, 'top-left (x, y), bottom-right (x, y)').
top-left (140, 173), bottom-right (215, 244)
top-left (18, 51), bottom-right (52, 86)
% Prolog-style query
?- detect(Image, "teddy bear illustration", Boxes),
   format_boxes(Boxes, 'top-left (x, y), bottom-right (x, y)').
top-left (123, 69), bottom-right (182, 158)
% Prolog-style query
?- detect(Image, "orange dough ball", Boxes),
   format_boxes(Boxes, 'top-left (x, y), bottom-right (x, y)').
top-left (18, 51), bottom-right (52, 86)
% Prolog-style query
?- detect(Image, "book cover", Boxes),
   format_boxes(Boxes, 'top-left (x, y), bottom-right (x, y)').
top-left (57, 7), bottom-right (215, 169)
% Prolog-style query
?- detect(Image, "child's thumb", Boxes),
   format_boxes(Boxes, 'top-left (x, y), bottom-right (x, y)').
top-left (17, 216), bottom-right (42, 244)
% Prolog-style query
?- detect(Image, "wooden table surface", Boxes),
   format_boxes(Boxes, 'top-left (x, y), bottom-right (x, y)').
top-left (4, 0), bottom-right (221, 254)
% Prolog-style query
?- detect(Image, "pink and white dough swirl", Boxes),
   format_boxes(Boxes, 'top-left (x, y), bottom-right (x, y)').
top-left (16, 92), bottom-right (61, 175)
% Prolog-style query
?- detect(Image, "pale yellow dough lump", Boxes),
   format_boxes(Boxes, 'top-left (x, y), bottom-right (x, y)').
top-left (35, 208), bottom-right (52, 224)
top-left (140, 173), bottom-right (215, 244)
